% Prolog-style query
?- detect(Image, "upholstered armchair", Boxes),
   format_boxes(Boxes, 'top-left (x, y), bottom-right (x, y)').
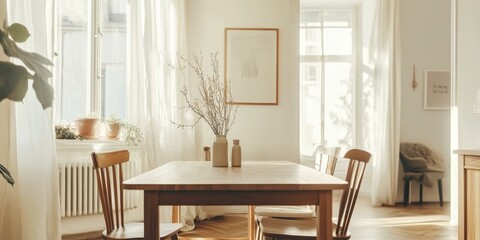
top-left (399, 142), bottom-right (445, 206)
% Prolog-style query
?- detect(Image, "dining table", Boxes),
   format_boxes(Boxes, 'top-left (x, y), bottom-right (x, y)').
top-left (123, 160), bottom-right (348, 240)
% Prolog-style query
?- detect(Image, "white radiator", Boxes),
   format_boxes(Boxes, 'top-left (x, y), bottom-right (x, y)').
top-left (58, 160), bottom-right (140, 217)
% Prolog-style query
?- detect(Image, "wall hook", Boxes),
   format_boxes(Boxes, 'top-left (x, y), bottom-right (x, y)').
top-left (412, 65), bottom-right (418, 90)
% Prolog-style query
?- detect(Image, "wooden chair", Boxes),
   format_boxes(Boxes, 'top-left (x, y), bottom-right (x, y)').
top-left (258, 149), bottom-right (371, 240)
top-left (254, 146), bottom-right (341, 239)
top-left (255, 145), bottom-right (341, 218)
top-left (313, 145), bottom-right (342, 175)
top-left (91, 150), bottom-right (183, 239)
top-left (204, 146), bottom-right (211, 161)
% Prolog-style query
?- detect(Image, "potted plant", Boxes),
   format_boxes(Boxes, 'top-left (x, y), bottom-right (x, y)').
top-left (103, 114), bottom-right (144, 146)
top-left (75, 113), bottom-right (100, 140)
top-left (104, 113), bottom-right (122, 139)
top-left (1, 22), bottom-right (55, 186)
top-left (121, 121), bottom-right (144, 146)
top-left (55, 124), bottom-right (79, 139)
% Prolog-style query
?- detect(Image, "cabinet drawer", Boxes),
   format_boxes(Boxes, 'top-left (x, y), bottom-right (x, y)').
top-left (465, 156), bottom-right (480, 169)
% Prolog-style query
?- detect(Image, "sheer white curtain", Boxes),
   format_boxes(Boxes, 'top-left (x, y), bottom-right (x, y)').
top-left (370, 0), bottom-right (401, 206)
top-left (128, 0), bottom-right (195, 171)
top-left (128, 0), bottom-right (197, 226)
top-left (0, 0), bottom-right (61, 239)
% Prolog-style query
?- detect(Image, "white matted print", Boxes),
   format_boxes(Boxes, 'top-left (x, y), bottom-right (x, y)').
top-left (225, 28), bottom-right (278, 105)
top-left (424, 70), bottom-right (450, 110)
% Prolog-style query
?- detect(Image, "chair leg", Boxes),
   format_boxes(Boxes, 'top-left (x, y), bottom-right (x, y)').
top-left (438, 179), bottom-right (444, 207)
top-left (256, 223), bottom-right (260, 240)
top-left (403, 178), bottom-right (410, 206)
top-left (419, 183), bottom-right (423, 204)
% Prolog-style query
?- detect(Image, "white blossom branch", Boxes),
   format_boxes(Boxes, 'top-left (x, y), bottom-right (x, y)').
top-left (171, 52), bottom-right (238, 136)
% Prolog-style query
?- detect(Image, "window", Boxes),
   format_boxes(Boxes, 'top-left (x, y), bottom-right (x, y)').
top-left (299, 9), bottom-right (356, 158)
top-left (55, 0), bottom-right (127, 121)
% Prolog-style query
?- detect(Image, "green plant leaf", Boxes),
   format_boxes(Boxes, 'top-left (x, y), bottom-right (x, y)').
top-left (0, 61), bottom-right (29, 102)
top-left (0, 164), bottom-right (15, 186)
top-left (0, 25), bottom-right (54, 109)
top-left (32, 73), bottom-right (54, 109)
top-left (7, 23), bottom-right (30, 43)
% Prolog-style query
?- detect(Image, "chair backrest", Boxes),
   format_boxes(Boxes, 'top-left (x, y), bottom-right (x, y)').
top-left (314, 145), bottom-right (341, 175)
top-left (399, 142), bottom-right (443, 171)
top-left (335, 149), bottom-right (371, 238)
top-left (91, 149), bottom-right (130, 234)
top-left (204, 146), bottom-right (211, 161)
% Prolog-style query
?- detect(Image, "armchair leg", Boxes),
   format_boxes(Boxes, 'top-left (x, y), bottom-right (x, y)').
top-left (403, 178), bottom-right (411, 206)
top-left (438, 179), bottom-right (443, 207)
top-left (419, 183), bottom-right (423, 204)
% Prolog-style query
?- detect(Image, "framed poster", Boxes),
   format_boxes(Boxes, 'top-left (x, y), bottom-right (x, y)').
top-left (424, 70), bottom-right (451, 110)
top-left (224, 28), bottom-right (278, 105)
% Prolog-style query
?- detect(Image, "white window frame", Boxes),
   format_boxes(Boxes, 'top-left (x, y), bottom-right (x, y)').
top-left (55, 0), bottom-right (126, 121)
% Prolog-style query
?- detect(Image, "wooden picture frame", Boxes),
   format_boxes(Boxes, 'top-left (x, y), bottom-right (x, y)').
top-left (224, 28), bottom-right (279, 105)
top-left (424, 70), bottom-right (451, 110)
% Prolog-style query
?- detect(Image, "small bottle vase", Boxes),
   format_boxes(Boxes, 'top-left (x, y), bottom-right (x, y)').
top-left (231, 139), bottom-right (241, 167)
top-left (212, 135), bottom-right (228, 167)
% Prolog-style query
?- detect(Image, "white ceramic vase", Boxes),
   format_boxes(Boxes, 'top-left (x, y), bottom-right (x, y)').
top-left (212, 135), bottom-right (228, 167)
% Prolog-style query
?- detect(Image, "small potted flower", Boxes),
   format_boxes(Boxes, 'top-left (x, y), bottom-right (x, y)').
top-left (103, 114), bottom-right (144, 145)
top-left (104, 113), bottom-right (123, 139)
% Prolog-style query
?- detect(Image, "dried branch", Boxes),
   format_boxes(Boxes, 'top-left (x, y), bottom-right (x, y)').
top-left (171, 52), bottom-right (238, 136)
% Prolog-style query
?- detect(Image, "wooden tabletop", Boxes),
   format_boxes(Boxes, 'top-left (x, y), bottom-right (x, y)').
top-left (123, 161), bottom-right (347, 191)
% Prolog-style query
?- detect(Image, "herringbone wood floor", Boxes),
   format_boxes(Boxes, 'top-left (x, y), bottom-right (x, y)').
top-left (346, 196), bottom-right (455, 240)
top-left (62, 194), bottom-right (456, 240)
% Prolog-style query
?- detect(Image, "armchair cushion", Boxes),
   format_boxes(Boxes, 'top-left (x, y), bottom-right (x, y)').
top-left (403, 157), bottom-right (429, 171)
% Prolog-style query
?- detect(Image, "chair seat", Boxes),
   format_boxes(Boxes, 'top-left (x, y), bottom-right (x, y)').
top-left (259, 217), bottom-right (350, 240)
top-left (255, 206), bottom-right (315, 218)
top-left (103, 222), bottom-right (184, 240)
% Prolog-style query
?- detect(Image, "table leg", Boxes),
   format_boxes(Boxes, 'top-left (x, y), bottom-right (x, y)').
top-left (317, 191), bottom-right (333, 240)
top-left (248, 205), bottom-right (255, 240)
top-left (172, 205), bottom-right (180, 223)
top-left (144, 191), bottom-right (159, 240)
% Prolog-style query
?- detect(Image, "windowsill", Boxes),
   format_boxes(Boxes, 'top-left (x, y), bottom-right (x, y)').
top-left (56, 139), bottom-right (145, 164)
top-left (56, 138), bottom-right (127, 145)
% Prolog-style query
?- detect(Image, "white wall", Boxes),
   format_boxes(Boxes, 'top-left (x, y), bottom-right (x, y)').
top-left (398, 0), bottom-right (451, 203)
top-left (457, 0), bottom-right (480, 148)
top-left (186, 0), bottom-right (300, 162)
top-left (450, 0), bottom-right (480, 224)
top-left (451, 0), bottom-right (480, 225)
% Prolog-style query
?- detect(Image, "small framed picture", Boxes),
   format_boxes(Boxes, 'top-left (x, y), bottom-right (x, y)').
top-left (424, 70), bottom-right (451, 110)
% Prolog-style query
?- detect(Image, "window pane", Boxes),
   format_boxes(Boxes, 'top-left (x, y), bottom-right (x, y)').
top-left (323, 10), bottom-right (351, 27)
top-left (299, 62), bottom-right (322, 156)
top-left (101, 0), bottom-right (127, 119)
top-left (324, 62), bottom-right (353, 151)
top-left (323, 28), bottom-right (352, 55)
top-left (55, 0), bottom-right (89, 121)
top-left (300, 28), bottom-right (322, 55)
top-left (300, 11), bottom-right (321, 27)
